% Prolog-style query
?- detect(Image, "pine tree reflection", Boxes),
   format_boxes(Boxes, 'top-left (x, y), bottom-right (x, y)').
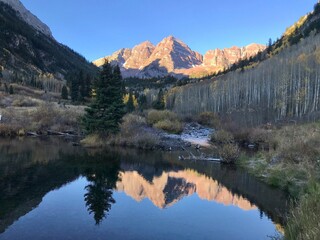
top-left (82, 152), bottom-right (120, 225)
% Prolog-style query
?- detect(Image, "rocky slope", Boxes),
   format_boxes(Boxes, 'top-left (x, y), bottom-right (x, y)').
top-left (203, 44), bottom-right (266, 69)
top-left (0, 0), bottom-right (52, 37)
top-left (94, 36), bottom-right (265, 78)
top-left (0, 0), bottom-right (97, 90)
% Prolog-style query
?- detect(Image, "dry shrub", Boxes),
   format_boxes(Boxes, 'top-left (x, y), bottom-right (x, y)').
top-left (249, 128), bottom-right (270, 143)
top-left (218, 119), bottom-right (240, 135)
top-left (81, 134), bottom-right (106, 148)
top-left (222, 125), bottom-right (278, 150)
top-left (113, 131), bottom-right (160, 150)
top-left (0, 96), bottom-right (13, 107)
top-left (147, 110), bottom-right (179, 125)
top-left (196, 112), bottom-right (220, 128)
top-left (153, 119), bottom-right (183, 134)
top-left (116, 113), bottom-right (160, 149)
top-left (32, 103), bottom-right (58, 129)
top-left (0, 123), bottom-right (19, 136)
top-left (31, 103), bottom-right (82, 132)
top-left (146, 110), bottom-right (183, 134)
top-left (0, 107), bottom-right (32, 134)
top-left (232, 128), bottom-right (250, 144)
top-left (81, 113), bottom-right (161, 149)
top-left (121, 114), bottom-right (147, 136)
top-left (273, 123), bottom-right (320, 165)
top-left (248, 128), bottom-right (278, 150)
top-left (281, 141), bottom-right (320, 165)
top-left (12, 96), bottom-right (39, 107)
top-left (211, 130), bottom-right (234, 144)
top-left (130, 132), bottom-right (159, 150)
top-left (218, 144), bottom-right (240, 164)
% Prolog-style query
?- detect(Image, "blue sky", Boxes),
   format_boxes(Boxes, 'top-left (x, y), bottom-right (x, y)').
top-left (21, 0), bottom-right (317, 61)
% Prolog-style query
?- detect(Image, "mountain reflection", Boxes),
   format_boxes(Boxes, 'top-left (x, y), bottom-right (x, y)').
top-left (116, 169), bottom-right (256, 210)
top-left (0, 138), bottom-right (288, 234)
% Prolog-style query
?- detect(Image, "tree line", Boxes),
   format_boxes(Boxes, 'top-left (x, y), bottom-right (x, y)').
top-left (166, 32), bottom-right (320, 125)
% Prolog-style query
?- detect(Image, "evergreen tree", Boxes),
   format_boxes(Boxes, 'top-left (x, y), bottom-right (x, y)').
top-left (70, 76), bottom-right (79, 102)
top-left (61, 85), bottom-right (68, 100)
top-left (9, 85), bottom-right (13, 94)
top-left (78, 70), bottom-right (85, 102)
top-left (152, 88), bottom-right (165, 110)
top-left (84, 74), bottom-right (92, 98)
top-left (4, 83), bottom-right (8, 93)
top-left (126, 91), bottom-right (135, 112)
top-left (138, 93), bottom-right (147, 111)
top-left (0, 68), bottom-right (2, 87)
top-left (82, 62), bottom-right (125, 134)
top-left (267, 38), bottom-right (273, 53)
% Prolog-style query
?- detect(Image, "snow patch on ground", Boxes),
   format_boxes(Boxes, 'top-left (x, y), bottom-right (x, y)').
top-left (165, 123), bottom-right (214, 147)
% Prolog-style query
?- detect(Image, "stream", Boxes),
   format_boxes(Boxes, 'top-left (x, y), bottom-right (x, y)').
top-left (0, 137), bottom-right (288, 240)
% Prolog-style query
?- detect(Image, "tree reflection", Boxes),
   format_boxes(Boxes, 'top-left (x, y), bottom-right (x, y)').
top-left (82, 152), bottom-right (120, 225)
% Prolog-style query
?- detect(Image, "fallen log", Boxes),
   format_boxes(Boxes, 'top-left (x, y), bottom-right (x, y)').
top-left (47, 130), bottom-right (65, 136)
top-left (180, 156), bottom-right (221, 162)
top-left (48, 130), bottom-right (77, 136)
top-left (26, 132), bottom-right (39, 137)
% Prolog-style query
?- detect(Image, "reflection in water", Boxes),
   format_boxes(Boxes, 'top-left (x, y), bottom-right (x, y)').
top-left (84, 176), bottom-right (115, 225)
top-left (82, 153), bottom-right (120, 225)
top-left (0, 138), bottom-right (289, 239)
top-left (117, 169), bottom-right (256, 210)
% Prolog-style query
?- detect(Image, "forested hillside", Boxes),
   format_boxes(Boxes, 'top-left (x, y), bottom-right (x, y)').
top-left (0, 2), bottom-right (97, 92)
top-left (166, 3), bottom-right (320, 125)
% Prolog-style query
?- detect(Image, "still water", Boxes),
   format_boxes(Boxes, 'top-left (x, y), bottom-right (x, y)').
top-left (0, 138), bottom-right (288, 240)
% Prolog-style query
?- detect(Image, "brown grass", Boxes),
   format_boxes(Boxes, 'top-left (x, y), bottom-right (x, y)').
top-left (82, 113), bottom-right (161, 150)
top-left (196, 112), bottom-right (221, 128)
top-left (153, 119), bottom-right (183, 134)
top-left (218, 144), bottom-right (240, 164)
top-left (146, 110), bottom-right (183, 134)
top-left (211, 130), bottom-right (234, 144)
top-left (0, 102), bottom-right (83, 136)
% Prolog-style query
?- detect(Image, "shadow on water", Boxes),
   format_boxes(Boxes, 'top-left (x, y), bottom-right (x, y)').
top-left (0, 137), bottom-right (289, 234)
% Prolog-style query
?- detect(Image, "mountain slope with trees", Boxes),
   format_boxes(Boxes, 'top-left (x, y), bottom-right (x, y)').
top-left (0, 1), bottom-right (97, 92)
top-left (166, 2), bottom-right (320, 125)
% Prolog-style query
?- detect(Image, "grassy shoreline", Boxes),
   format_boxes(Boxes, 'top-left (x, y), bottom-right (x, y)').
top-left (229, 122), bottom-right (320, 239)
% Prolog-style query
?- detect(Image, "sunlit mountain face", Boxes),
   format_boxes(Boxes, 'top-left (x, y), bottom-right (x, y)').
top-left (93, 36), bottom-right (265, 78)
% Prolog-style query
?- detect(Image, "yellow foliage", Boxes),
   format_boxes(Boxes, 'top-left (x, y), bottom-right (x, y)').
top-left (284, 15), bottom-right (308, 37)
top-left (123, 93), bottom-right (138, 107)
top-left (297, 53), bottom-right (307, 63)
top-left (315, 48), bottom-right (320, 64)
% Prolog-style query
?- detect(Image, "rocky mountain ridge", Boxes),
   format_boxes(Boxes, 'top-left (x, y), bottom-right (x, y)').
top-left (0, 0), bottom-right (52, 37)
top-left (0, 0), bottom-right (97, 90)
top-left (94, 36), bottom-right (265, 78)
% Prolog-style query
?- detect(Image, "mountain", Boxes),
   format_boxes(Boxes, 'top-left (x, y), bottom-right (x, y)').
top-left (203, 44), bottom-right (266, 68)
top-left (166, 2), bottom-right (320, 124)
top-left (0, 0), bottom-right (97, 91)
top-left (0, 0), bottom-right (52, 37)
top-left (94, 36), bottom-right (265, 78)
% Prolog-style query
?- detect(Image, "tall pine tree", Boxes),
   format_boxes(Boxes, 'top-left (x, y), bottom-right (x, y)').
top-left (82, 62), bottom-right (125, 134)
top-left (152, 88), bottom-right (165, 110)
top-left (61, 85), bottom-right (68, 100)
top-left (126, 90), bottom-right (135, 112)
top-left (138, 93), bottom-right (147, 111)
